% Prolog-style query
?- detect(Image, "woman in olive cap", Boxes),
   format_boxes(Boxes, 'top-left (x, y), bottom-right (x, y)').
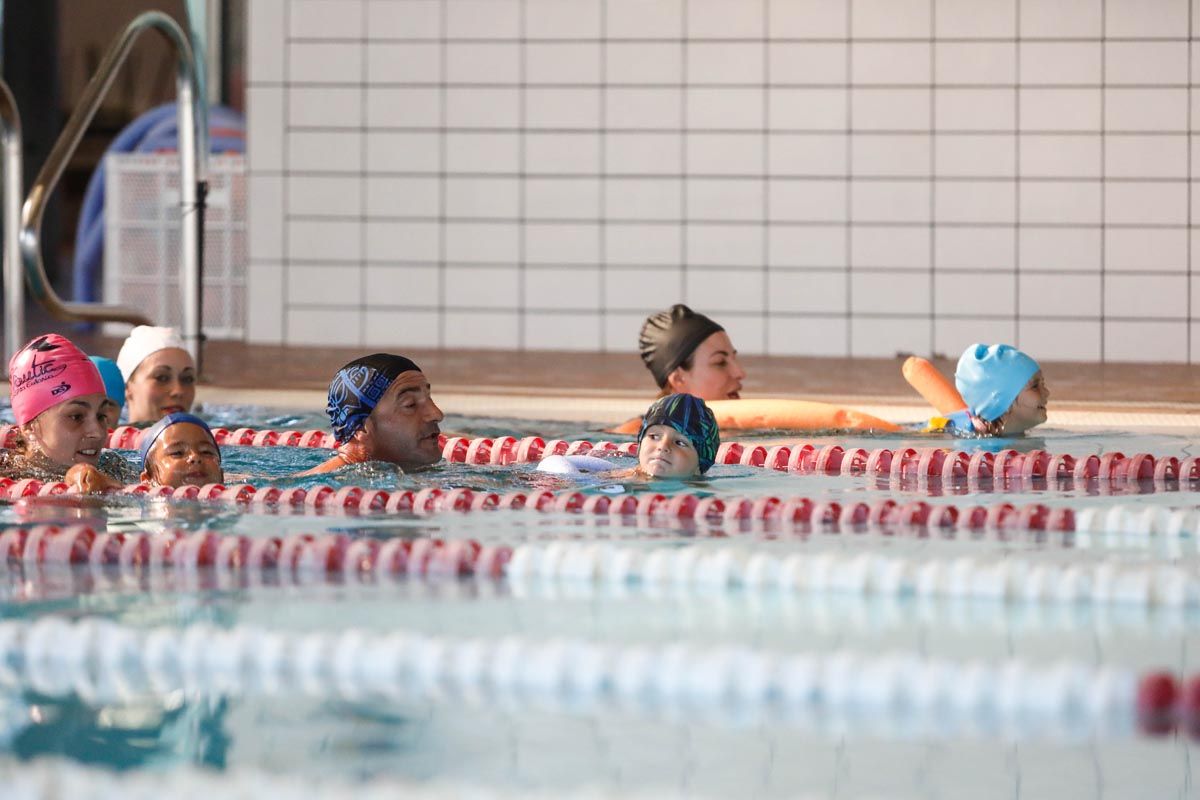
top-left (638, 304), bottom-right (746, 401)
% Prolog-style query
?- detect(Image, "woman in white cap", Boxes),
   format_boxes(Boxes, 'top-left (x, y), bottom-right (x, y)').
top-left (116, 325), bottom-right (197, 425)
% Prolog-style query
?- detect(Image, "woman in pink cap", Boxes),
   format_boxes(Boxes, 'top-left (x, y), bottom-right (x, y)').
top-left (3, 334), bottom-right (133, 486)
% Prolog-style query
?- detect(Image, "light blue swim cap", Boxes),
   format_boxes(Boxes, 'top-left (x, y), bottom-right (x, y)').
top-left (88, 356), bottom-right (125, 411)
top-left (954, 343), bottom-right (1040, 423)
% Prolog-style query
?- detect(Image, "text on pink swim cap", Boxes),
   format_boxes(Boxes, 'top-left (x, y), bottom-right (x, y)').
top-left (7, 334), bottom-right (107, 425)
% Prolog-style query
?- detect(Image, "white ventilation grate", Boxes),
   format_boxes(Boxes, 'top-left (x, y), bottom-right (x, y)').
top-left (103, 153), bottom-right (246, 339)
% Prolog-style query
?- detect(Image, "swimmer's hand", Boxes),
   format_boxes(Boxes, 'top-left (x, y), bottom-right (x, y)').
top-left (970, 415), bottom-right (1006, 437)
top-left (65, 463), bottom-right (123, 495)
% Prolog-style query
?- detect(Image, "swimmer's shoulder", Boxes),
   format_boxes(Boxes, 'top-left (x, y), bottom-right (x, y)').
top-left (607, 416), bottom-right (642, 435)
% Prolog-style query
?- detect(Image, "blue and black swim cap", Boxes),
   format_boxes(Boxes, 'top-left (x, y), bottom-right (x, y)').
top-left (637, 393), bottom-right (720, 473)
top-left (327, 353), bottom-right (422, 443)
top-left (138, 412), bottom-right (217, 471)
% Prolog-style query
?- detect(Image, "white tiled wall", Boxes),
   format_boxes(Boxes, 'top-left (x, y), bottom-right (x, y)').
top-left (247, 0), bottom-right (1200, 363)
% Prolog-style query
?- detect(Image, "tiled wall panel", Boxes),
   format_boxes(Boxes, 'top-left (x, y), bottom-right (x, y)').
top-left (246, 0), bottom-right (1200, 362)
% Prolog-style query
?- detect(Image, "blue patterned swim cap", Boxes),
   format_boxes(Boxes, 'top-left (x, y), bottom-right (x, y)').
top-left (638, 393), bottom-right (720, 473)
top-left (327, 354), bottom-right (422, 443)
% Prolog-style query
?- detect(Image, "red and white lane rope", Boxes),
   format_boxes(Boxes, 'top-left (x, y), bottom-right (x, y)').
top-left (5, 524), bottom-right (1200, 609)
top-left (0, 477), bottom-right (1084, 532)
top-left (1, 758), bottom-right (675, 800)
top-left (0, 616), bottom-right (1191, 738)
top-left (0, 526), bottom-right (507, 580)
top-left (7, 476), bottom-right (1200, 541)
top-left (5, 424), bottom-right (1196, 488)
top-left (439, 435), bottom-right (1199, 489)
top-left (0, 424), bottom-right (340, 451)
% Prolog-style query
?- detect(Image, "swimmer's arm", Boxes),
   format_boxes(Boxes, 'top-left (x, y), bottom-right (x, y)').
top-left (293, 454), bottom-right (349, 477)
top-left (606, 416), bottom-right (642, 435)
top-left (292, 438), bottom-right (374, 477)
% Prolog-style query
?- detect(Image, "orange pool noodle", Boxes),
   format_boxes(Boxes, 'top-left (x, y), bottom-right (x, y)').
top-left (901, 356), bottom-right (967, 416)
top-left (704, 399), bottom-right (900, 433)
top-left (610, 398), bottom-right (902, 434)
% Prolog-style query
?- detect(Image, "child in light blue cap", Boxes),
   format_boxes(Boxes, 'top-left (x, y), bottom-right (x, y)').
top-left (88, 356), bottom-right (125, 414)
top-left (950, 343), bottom-right (1049, 436)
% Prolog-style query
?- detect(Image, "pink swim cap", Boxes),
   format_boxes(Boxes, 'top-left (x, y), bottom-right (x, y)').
top-left (8, 334), bottom-right (106, 425)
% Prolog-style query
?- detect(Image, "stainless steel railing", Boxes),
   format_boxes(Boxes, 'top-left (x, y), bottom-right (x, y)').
top-left (17, 10), bottom-right (206, 365)
top-left (0, 79), bottom-right (23, 374)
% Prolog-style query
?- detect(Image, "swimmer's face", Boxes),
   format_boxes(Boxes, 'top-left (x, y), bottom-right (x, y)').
top-left (142, 422), bottom-right (223, 488)
top-left (637, 424), bottom-right (701, 478)
top-left (667, 331), bottom-right (745, 401)
top-left (23, 394), bottom-right (116, 468)
top-left (1002, 370), bottom-right (1049, 434)
top-left (362, 371), bottom-right (445, 468)
top-left (126, 348), bottom-right (196, 424)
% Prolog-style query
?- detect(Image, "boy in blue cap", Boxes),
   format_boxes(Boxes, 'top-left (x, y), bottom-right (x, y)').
top-left (928, 343), bottom-right (1049, 436)
top-left (539, 393), bottom-right (719, 479)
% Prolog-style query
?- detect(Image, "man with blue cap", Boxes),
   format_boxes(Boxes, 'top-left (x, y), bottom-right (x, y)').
top-left (299, 353), bottom-right (445, 475)
top-left (953, 343), bottom-right (1049, 436)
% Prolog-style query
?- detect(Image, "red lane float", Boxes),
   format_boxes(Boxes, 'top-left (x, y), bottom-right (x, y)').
top-left (0, 518), bottom-right (1085, 580)
top-left (0, 524), bottom-right (498, 578)
top-left (2, 478), bottom-right (1092, 535)
top-left (97, 425), bottom-right (340, 451)
top-left (51, 423), bottom-right (1191, 489)
top-left (430, 436), bottom-right (1190, 489)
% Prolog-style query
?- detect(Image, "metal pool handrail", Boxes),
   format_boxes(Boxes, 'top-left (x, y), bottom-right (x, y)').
top-left (18, 10), bottom-right (205, 363)
top-left (0, 79), bottom-right (22, 374)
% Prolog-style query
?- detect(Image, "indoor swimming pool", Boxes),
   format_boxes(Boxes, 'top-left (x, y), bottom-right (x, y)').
top-left (2, 413), bottom-right (1200, 798)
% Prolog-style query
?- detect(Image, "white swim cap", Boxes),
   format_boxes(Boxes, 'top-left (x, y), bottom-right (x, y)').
top-left (116, 325), bottom-right (188, 381)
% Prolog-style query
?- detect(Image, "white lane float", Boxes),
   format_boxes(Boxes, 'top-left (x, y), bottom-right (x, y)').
top-left (0, 616), bottom-right (1186, 739)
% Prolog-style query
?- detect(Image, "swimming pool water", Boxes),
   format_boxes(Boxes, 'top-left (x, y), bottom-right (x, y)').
top-left (2, 414), bottom-right (1200, 798)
